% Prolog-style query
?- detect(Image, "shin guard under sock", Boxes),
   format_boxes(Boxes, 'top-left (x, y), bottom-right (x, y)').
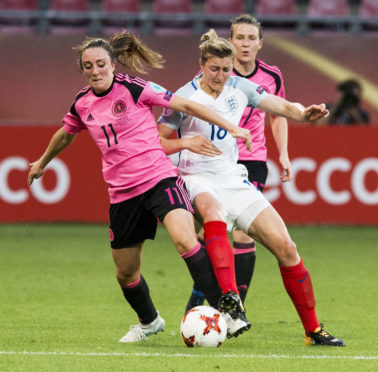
top-left (121, 274), bottom-right (157, 324)
top-left (204, 221), bottom-right (238, 294)
top-left (280, 258), bottom-right (320, 332)
top-left (181, 242), bottom-right (221, 308)
top-left (233, 241), bottom-right (256, 303)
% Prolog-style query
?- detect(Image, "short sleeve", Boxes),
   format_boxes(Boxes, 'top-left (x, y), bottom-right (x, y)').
top-left (63, 109), bottom-right (86, 134)
top-left (275, 68), bottom-right (286, 99)
top-left (157, 83), bottom-right (193, 130)
top-left (158, 107), bottom-right (184, 130)
top-left (139, 81), bottom-right (175, 109)
top-left (235, 77), bottom-right (268, 107)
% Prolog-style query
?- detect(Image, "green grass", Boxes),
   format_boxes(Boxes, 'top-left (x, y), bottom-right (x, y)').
top-left (0, 224), bottom-right (377, 371)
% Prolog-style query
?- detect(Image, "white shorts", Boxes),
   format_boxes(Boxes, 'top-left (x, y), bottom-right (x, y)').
top-left (182, 168), bottom-right (271, 232)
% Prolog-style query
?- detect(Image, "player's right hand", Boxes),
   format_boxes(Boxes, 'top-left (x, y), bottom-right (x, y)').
top-left (230, 127), bottom-right (252, 151)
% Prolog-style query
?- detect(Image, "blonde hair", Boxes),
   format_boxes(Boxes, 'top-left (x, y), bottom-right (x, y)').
top-left (199, 29), bottom-right (235, 64)
top-left (74, 30), bottom-right (165, 74)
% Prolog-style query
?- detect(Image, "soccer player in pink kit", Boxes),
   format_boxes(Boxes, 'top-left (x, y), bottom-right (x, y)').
top-left (27, 30), bottom-right (252, 343)
top-left (232, 14), bottom-right (292, 304)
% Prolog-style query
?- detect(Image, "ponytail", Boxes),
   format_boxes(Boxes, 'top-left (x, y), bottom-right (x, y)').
top-left (199, 29), bottom-right (235, 64)
top-left (74, 30), bottom-right (165, 74)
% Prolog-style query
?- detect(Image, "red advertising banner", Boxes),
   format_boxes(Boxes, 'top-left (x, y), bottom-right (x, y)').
top-left (0, 126), bottom-right (108, 223)
top-left (264, 126), bottom-right (378, 225)
top-left (0, 126), bottom-right (377, 224)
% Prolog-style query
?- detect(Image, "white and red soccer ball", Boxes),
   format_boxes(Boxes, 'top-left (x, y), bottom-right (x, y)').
top-left (180, 306), bottom-right (227, 347)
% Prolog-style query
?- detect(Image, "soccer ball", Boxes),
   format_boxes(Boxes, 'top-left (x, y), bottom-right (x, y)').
top-left (180, 305), bottom-right (227, 347)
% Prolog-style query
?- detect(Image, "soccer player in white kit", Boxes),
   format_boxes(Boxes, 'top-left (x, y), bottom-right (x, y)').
top-left (185, 14), bottom-right (292, 312)
top-left (27, 30), bottom-right (253, 343)
top-left (158, 29), bottom-right (345, 346)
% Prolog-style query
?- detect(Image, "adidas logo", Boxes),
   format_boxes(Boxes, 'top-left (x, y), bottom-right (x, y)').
top-left (87, 113), bottom-right (94, 121)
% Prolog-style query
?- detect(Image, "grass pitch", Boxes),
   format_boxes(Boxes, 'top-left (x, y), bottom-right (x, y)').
top-left (0, 224), bottom-right (377, 371)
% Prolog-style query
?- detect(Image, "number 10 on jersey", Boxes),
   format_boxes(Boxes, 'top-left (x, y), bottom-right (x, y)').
top-left (209, 123), bottom-right (227, 141)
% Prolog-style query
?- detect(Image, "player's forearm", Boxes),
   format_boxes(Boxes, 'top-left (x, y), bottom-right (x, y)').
top-left (171, 95), bottom-right (237, 135)
top-left (270, 115), bottom-right (289, 157)
top-left (273, 100), bottom-right (306, 122)
top-left (259, 95), bottom-right (306, 122)
top-left (160, 136), bottom-right (189, 155)
top-left (38, 127), bottom-right (75, 168)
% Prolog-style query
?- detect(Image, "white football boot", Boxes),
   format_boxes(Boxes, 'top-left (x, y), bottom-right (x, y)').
top-left (221, 312), bottom-right (251, 338)
top-left (219, 291), bottom-right (251, 338)
top-left (119, 313), bottom-right (165, 342)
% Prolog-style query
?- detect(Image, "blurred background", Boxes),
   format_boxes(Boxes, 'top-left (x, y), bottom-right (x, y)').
top-left (0, 0), bottom-right (377, 224)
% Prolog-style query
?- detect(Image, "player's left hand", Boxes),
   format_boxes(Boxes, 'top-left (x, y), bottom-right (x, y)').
top-left (279, 154), bottom-right (292, 182)
top-left (303, 104), bottom-right (329, 122)
top-left (187, 135), bottom-right (222, 156)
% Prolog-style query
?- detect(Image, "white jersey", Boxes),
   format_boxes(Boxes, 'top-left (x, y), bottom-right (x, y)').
top-left (158, 75), bottom-right (267, 176)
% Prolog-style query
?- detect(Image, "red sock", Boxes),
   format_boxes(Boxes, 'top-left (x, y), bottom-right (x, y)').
top-left (204, 221), bottom-right (238, 294)
top-left (279, 258), bottom-right (320, 333)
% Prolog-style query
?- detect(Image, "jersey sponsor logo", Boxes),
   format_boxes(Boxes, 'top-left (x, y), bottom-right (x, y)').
top-left (112, 100), bottom-right (126, 117)
top-left (164, 90), bottom-right (173, 101)
top-left (225, 95), bottom-right (238, 112)
top-left (149, 81), bottom-right (166, 93)
top-left (87, 113), bottom-right (94, 121)
top-left (256, 86), bottom-right (265, 94)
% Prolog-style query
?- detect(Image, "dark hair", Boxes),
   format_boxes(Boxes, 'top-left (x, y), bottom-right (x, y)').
top-left (337, 79), bottom-right (361, 94)
top-left (230, 14), bottom-right (263, 39)
top-left (74, 30), bottom-right (165, 74)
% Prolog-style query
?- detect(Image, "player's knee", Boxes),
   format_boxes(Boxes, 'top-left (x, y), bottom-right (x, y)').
top-left (200, 205), bottom-right (223, 222)
top-left (115, 269), bottom-right (137, 287)
top-left (276, 237), bottom-right (298, 264)
top-left (174, 234), bottom-right (199, 255)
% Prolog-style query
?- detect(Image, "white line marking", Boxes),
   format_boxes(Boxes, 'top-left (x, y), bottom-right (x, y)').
top-left (0, 351), bottom-right (377, 360)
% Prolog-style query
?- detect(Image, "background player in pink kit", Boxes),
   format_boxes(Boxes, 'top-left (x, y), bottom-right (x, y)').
top-left (27, 30), bottom-right (252, 343)
top-left (230, 14), bottom-right (291, 305)
top-left (185, 14), bottom-right (292, 309)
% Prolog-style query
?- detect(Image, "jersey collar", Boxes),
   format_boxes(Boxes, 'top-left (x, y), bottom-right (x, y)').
top-left (92, 76), bottom-right (115, 97)
top-left (233, 59), bottom-right (260, 79)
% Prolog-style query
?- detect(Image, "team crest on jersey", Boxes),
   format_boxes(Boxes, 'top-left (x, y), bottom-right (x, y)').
top-left (225, 95), bottom-right (238, 112)
top-left (112, 100), bottom-right (126, 117)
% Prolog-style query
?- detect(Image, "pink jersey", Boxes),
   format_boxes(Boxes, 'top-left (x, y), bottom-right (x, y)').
top-left (63, 73), bottom-right (177, 203)
top-left (234, 59), bottom-right (285, 162)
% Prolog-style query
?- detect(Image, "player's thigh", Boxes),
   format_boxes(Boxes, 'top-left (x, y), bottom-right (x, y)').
top-left (109, 196), bottom-right (157, 249)
top-left (247, 206), bottom-right (298, 264)
top-left (112, 244), bottom-right (143, 282)
top-left (163, 208), bottom-right (198, 254)
top-left (145, 177), bottom-right (197, 253)
top-left (222, 176), bottom-right (266, 231)
top-left (145, 176), bottom-right (194, 221)
top-left (193, 192), bottom-right (224, 222)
